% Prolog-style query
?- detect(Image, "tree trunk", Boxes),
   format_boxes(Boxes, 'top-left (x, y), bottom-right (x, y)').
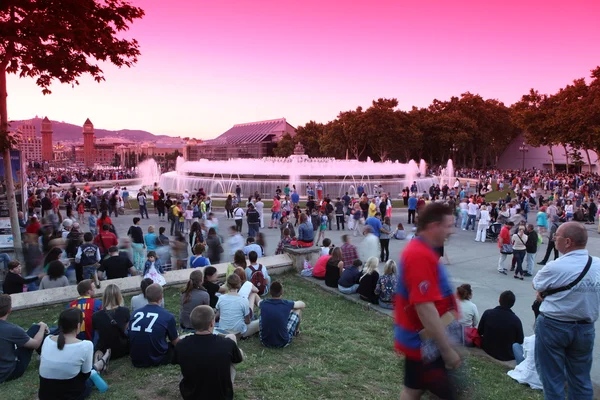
top-left (548, 146), bottom-right (555, 174)
top-left (585, 149), bottom-right (593, 173)
top-left (563, 145), bottom-right (570, 172)
top-left (0, 66), bottom-right (23, 260)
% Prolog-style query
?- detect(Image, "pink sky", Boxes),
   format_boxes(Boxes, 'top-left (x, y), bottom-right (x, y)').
top-left (7, 0), bottom-right (600, 139)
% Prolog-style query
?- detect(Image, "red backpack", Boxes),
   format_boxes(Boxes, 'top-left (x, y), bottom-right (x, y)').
top-left (248, 264), bottom-right (267, 295)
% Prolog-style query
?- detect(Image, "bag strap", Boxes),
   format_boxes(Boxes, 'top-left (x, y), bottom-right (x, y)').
top-left (517, 235), bottom-right (526, 246)
top-left (249, 265), bottom-right (257, 274)
top-left (541, 256), bottom-right (593, 298)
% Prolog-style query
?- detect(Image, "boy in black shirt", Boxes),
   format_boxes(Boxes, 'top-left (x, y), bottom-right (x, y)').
top-left (203, 266), bottom-right (226, 308)
top-left (174, 305), bottom-right (244, 400)
top-left (2, 261), bottom-right (42, 295)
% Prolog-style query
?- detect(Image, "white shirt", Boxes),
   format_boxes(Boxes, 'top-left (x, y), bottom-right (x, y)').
top-left (467, 202), bottom-right (479, 216)
top-left (458, 299), bottom-right (480, 328)
top-left (478, 210), bottom-right (491, 226)
top-left (243, 243), bottom-right (263, 257)
top-left (238, 281), bottom-right (253, 299)
top-left (255, 201), bottom-right (264, 214)
top-left (321, 247), bottom-right (330, 256)
top-left (533, 250), bottom-right (600, 322)
top-left (229, 234), bottom-right (245, 257)
top-left (39, 337), bottom-right (93, 380)
top-left (512, 233), bottom-right (528, 251)
top-left (233, 207), bottom-right (245, 220)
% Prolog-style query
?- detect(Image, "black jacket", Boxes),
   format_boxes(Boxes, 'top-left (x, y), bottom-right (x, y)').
top-left (525, 230), bottom-right (538, 253)
top-left (478, 306), bottom-right (524, 361)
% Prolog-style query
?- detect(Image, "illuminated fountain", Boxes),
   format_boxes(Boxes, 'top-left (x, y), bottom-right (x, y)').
top-left (158, 143), bottom-right (440, 198)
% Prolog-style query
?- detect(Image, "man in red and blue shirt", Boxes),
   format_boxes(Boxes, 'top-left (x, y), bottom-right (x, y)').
top-left (68, 280), bottom-right (102, 342)
top-left (395, 202), bottom-right (461, 400)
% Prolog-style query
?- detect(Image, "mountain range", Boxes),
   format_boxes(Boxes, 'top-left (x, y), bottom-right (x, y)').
top-left (9, 117), bottom-right (176, 143)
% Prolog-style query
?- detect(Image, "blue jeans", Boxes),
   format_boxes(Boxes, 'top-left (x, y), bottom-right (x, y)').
top-left (535, 314), bottom-right (595, 400)
top-left (4, 325), bottom-right (40, 383)
top-left (338, 284), bottom-right (359, 294)
top-left (526, 252), bottom-right (536, 275)
top-left (465, 214), bottom-right (476, 230)
top-left (248, 223), bottom-right (259, 238)
top-left (461, 210), bottom-right (468, 229)
top-left (139, 205), bottom-right (149, 219)
top-left (0, 253), bottom-right (10, 270)
top-left (513, 250), bottom-right (525, 276)
top-left (512, 343), bottom-right (524, 365)
top-left (131, 243), bottom-right (145, 272)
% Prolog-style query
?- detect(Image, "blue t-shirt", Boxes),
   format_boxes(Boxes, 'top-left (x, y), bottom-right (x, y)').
top-left (338, 266), bottom-right (361, 288)
top-left (129, 304), bottom-right (178, 367)
top-left (365, 217), bottom-right (382, 238)
top-left (291, 193), bottom-right (300, 204)
top-left (408, 197), bottom-right (417, 210)
top-left (259, 299), bottom-right (295, 348)
top-left (190, 255), bottom-right (211, 268)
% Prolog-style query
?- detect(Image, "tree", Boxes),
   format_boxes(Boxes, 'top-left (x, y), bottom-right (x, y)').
top-left (362, 98), bottom-right (402, 161)
top-left (295, 121), bottom-right (327, 158)
top-left (0, 0), bottom-right (144, 259)
top-left (273, 133), bottom-right (295, 157)
top-left (111, 153), bottom-right (121, 167)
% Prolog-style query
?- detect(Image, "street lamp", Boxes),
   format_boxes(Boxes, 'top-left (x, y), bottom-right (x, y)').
top-left (451, 144), bottom-right (458, 162)
top-left (518, 142), bottom-right (529, 170)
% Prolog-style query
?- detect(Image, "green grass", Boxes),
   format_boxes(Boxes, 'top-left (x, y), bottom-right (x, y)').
top-left (2, 275), bottom-right (542, 400)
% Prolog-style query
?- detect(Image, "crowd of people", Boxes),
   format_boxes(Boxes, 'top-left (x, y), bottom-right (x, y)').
top-left (2, 167), bottom-right (600, 399)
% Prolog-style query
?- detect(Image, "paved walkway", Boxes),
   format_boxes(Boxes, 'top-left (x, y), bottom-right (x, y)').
top-left (106, 206), bottom-right (600, 384)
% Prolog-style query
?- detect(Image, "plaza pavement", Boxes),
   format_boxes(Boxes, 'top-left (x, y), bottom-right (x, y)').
top-left (107, 206), bottom-right (600, 384)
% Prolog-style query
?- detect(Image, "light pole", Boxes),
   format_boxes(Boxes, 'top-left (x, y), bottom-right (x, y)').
top-left (519, 142), bottom-right (529, 170)
top-left (451, 144), bottom-right (458, 163)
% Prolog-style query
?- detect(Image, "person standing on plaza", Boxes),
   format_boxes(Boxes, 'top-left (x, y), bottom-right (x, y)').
top-left (395, 202), bottom-right (461, 400)
top-left (246, 204), bottom-right (260, 238)
top-left (524, 224), bottom-right (538, 277)
top-left (233, 203), bottom-right (245, 233)
top-left (137, 189), bottom-right (149, 219)
top-left (255, 197), bottom-right (265, 229)
top-left (128, 217), bottom-right (146, 273)
top-left (511, 226), bottom-right (528, 280)
top-left (407, 194), bottom-right (417, 225)
top-left (474, 204), bottom-right (490, 242)
top-left (497, 221), bottom-right (514, 275)
top-left (533, 222), bottom-right (600, 400)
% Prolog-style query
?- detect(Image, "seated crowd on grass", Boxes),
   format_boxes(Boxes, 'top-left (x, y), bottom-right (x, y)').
top-left (0, 249), bottom-right (305, 400)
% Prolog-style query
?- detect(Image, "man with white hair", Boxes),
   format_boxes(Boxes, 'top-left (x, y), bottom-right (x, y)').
top-left (360, 225), bottom-right (380, 262)
top-left (533, 222), bottom-right (600, 400)
top-left (61, 219), bottom-right (73, 239)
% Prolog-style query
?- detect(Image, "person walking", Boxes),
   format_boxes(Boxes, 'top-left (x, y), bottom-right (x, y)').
top-left (533, 222), bottom-right (600, 400)
top-left (538, 215), bottom-right (560, 266)
top-left (524, 224), bottom-right (538, 277)
top-left (395, 203), bottom-right (462, 400)
top-left (137, 190), bottom-right (149, 219)
top-left (511, 226), bottom-right (528, 280)
top-left (407, 194), bottom-right (417, 225)
top-left (497, 221), bottom-right (514, 275)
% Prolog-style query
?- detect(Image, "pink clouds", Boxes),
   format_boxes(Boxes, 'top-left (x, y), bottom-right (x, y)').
top-left (6, 0), bottom-right (600, 138)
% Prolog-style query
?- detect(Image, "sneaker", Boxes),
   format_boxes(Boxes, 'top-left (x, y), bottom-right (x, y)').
top-left (537, 262), bottom-right (546, 266)
top-left (498, 270), bottom-right (507, 275)
top-left (523, 272), bottom-right (533, 277)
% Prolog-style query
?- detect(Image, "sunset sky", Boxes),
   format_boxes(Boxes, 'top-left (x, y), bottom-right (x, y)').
top-left (6, 0), bottom-right (600, 139)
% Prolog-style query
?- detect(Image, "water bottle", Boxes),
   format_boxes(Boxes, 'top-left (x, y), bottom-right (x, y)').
top-left (90, 369), bottom-right (109, 393)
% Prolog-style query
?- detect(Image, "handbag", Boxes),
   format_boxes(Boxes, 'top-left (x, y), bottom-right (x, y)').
top-left (500, 243), bottom-right (513, 254)
top-left (539, 256), bottom-right (592, 298)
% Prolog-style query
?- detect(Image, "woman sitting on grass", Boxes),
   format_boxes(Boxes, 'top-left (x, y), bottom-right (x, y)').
top-left (92, 284), bottom-right (130, 360)
top-left (203, 266), bottom-right (228, 308)
top-left (180, 269), bottom-right (210, 330)
top-left (38, 308), bottom-right (110, 400)
top-left (374, 260), bottom-right (398, 309)
top-left (357, 257), bottom-right (380, 304)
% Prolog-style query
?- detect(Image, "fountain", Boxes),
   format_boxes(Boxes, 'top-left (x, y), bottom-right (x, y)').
top-left (137, 158), bottom-right (161, 189)
top-left (158, 143), bottom-right (440, 198)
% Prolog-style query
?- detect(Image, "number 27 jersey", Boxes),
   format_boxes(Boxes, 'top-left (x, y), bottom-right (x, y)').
top-left (128, 304), bottom-right (178, 367)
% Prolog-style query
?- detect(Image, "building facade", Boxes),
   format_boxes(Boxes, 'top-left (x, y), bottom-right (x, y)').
top-left (17, 124), bottom-right (42, 163)
top-left (184, 118), bottom-right (296, 161)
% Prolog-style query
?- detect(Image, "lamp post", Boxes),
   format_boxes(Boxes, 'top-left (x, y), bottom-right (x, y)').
top-left (451, 144), bottom-right (458, 163)
top-left (518, 142), bottom-right (529, 170)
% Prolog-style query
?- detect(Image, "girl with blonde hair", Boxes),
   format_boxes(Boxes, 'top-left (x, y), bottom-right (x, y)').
top-left (375, 260), bottom-right (398, 309)
top-left (92, 284), bottom-right (129, 360)
top-left (358, 257), bottom-right (380, 304)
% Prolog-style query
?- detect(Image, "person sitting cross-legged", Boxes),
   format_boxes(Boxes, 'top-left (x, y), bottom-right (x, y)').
top-left (0, 294), bottom-right (48, 384)
top-left (215, 274), bottom-right (259, 338)
top-left (129, 284), bottom-right (179, 367)
top-left (478, 290), bottom-right (524, 361)
top-left (259, 281), bottom-right (305, 348)
top-left (174, 305), bottom-right (244, 400)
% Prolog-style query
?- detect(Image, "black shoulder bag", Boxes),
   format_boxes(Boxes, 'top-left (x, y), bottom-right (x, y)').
top-left (539, 256), bottom-right (593, 299)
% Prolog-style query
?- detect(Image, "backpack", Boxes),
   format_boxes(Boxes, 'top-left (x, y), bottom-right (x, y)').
top-left (249, 264), bottom-right (267, 295)
top-left (193, 205), bottom-right (201, 219)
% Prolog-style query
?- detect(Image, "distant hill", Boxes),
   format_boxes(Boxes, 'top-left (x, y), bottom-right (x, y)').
top-left (9, 117), bottom-right (175, 142)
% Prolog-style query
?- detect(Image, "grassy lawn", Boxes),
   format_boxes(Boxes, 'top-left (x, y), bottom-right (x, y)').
top-left (2, 274), bottom-right (542, 400)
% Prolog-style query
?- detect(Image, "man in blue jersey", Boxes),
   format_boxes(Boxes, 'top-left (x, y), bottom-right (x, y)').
top-left (129, 284), bottom-right (179, 367)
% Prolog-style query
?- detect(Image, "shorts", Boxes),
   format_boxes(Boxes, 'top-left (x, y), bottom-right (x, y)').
top-left (285, 312), bottom-right (301, 345)
top-left (82, 265), bottom-right (97, 279)
top-left (320, 224), bottom-right (327, 231)
top-left (404, 357), bottom-right (456, 399)
top-left (271, 211), bottom-right (281, 221)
